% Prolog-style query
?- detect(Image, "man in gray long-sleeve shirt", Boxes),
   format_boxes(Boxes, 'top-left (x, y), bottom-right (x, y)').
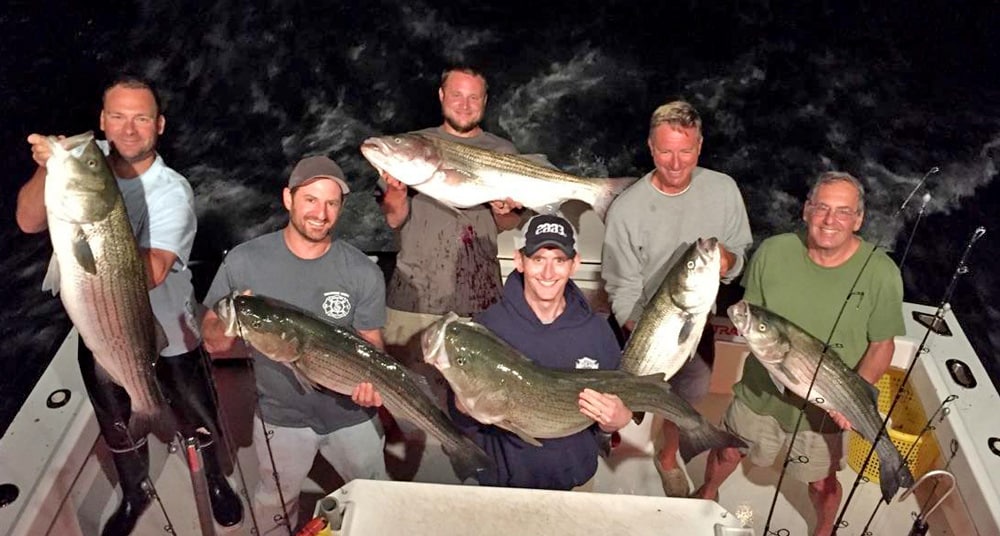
top-left (602, 100), bottom-right (752, 497)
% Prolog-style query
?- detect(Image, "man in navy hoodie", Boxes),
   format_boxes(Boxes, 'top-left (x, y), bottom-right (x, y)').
top-left (448, 214), bottom-right (633, 490)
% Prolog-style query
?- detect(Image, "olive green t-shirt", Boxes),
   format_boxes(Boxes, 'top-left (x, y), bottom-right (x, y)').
top-left (732, 231), bottom-right (905, 432)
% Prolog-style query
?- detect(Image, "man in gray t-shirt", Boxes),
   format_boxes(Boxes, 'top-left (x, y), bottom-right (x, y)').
top-left (378, 67), bottom-right (524, 403)
top-left (602, 101), bottom-right (752, 498)
top-left (202, 155), bottom-right (388, 531)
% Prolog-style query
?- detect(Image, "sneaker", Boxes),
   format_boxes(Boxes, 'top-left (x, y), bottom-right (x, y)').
top-left (654, 458), bottom-right (691, 498)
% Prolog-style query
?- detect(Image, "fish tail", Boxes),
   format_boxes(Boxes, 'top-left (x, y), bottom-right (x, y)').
top-left (126, 407), bottom-right (156, 442)
top-left (678, 422), bottom-right (748, 463)
top-left (592, 178), bottom-right (637, 221)
top-left (442, 436), bottom-right (494, 482)
top-left (876, 437), bottom-right (915, 502)
top-left (128, 392), bottom-right (176, 442)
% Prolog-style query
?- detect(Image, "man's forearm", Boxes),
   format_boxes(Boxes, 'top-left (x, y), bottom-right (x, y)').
top-left (381, 189), bottom-right (409, 229)
top-left (856, 338), bottom-right (895, 384)
top-left (16, 167), bottom-right (48, 233)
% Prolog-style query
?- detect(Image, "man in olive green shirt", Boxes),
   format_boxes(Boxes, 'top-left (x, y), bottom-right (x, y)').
top-left (694, 172), bottom-right (904, 536)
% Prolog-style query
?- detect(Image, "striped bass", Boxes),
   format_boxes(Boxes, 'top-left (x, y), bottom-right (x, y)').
top-left (360, 133), bottom-right (635, 220)
top-left (621, 237), bottom-right (721, 379)
top-left (42, 131), bottom-right (166, 438)
top-left (728, 300), bottom-right (915, 502)
top-left (213, 294), bottom-right (493, 481)
top-left (422, 313), bottom-right (746, 461)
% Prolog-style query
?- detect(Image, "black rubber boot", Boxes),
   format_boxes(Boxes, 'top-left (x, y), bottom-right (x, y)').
top-left (102, 443), bottom-right (152, 536)
top-left (201, 438), bottom-right (244, 528)
top-left (158, 350), bottom-right (244, 528)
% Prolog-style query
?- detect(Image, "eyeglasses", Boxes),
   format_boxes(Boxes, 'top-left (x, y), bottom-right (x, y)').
top-left (808, 202), bottom-right (859, 221)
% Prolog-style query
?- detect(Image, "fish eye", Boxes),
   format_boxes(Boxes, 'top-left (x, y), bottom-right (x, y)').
top-left (87, 159), bottom-right (97, 167)
top-left (756, 323), bottom-right (767, 332)
top-left (252, 319), bottom-right (262, 329)
top-left (456, 357), bottom-right (466, 366)
top-left (393, 137), bottom-right (402, 143)
top-left (686, 260), bottom-right (695, 269)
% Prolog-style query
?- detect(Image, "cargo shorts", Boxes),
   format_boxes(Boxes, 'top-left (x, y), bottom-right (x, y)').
top-left (725, 397), bottom-right (846, 483)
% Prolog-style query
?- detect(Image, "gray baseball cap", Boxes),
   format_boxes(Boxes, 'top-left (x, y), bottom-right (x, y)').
top-left (288, 155), bottom-right (351, 194)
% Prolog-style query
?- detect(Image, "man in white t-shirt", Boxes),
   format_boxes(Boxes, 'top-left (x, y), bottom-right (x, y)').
top-left (16, 77), bottom-right (242, 535)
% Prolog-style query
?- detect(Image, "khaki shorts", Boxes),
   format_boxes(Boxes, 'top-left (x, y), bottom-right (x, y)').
top-left (725, 397), bottom-right (846, 484)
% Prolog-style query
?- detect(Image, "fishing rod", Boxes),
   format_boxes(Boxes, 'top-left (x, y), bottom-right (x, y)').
top-left (858, 395), bottom-right (958, 534)
top-left (761, 244), bottom-right (879, 536)
top-left (146, 256), bottom-right (264, 536)
top-left (222, 253), bottom-right (293, 536)
top-left (833, 225), bottom-right (986, 533)
top-left (895, 166), bottom-right (938, 274)
top-left (178, 433), bottom-right (216, 535)
top-left (898, 193), bottom-right (932, 274)
top-left (760, 167), bottom-right (938, 535)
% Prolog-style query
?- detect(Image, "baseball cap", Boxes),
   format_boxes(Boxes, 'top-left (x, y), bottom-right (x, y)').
top-left (521, 214), bottom-right (576, 257)
top-left (288, 155), bottom-right (351, 194)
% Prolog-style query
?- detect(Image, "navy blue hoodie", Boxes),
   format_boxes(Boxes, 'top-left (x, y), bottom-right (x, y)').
top-left (448, 270), bottom-right (622, 489)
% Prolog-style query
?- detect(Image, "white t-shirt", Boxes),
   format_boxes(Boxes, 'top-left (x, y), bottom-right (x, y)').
top-left (99, 140), bottom-right (199, 356)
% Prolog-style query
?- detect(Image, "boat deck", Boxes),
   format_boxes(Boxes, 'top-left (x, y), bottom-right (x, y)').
top-left (31, 349), bottom-right (972, 535)
top-left (4, 301), bottom-right (992, 535)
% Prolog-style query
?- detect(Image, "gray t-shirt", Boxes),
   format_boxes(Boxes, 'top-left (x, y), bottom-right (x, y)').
top-left (602, 168), bottom-right (753, 324)
top-left (385, 126), bottom-right (518, 316)
top-left (204, 231), bottom-right (386, 433)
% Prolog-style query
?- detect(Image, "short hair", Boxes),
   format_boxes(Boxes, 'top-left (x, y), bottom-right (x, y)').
top-left (649, 100), bottom-right (701, 138)
top-left (103, 75), bottom-right (163, 115)
top-left (808, 171), bottom-right (866, 214)
top-left (440, 66), bottom-right (489, 93)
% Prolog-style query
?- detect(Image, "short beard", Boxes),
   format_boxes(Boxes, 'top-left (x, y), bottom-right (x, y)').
top-left (290, 218), bottom-right (331, 243)
top-left (444, 115), bottom-right (479, 135)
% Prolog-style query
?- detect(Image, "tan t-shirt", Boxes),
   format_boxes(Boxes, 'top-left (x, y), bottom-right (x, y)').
top-left (386, 126), bottom-right (517, 316)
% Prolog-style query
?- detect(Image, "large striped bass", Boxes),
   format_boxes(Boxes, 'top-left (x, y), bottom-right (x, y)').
top-left (421, 313), bottom-right (746, 461)
top-left (620, 237), bottom-right (721, 379)
top-left (42, 131), bottom-right (166, 438)
top-left (212, 294), bottom-right (493, 481)
top-left (728, 300), bottom-right (915, 502)
top-left (360, 133), bottom-right (635, 220)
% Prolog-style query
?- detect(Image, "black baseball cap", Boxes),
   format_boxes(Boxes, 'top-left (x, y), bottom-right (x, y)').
top-left (521, 214), bottom-right (576, 257)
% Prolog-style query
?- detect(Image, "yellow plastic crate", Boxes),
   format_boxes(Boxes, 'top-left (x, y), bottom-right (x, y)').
top-left (847, 367), bottom-right (939, 483)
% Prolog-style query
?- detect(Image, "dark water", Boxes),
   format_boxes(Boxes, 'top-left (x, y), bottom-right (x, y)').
top-left (1, 1), bottom-right (997, 434)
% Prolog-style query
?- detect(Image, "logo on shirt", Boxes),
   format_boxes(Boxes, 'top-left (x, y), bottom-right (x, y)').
top-left (535, 222), bottom-right (567, 236)
top-left (575, 357), bottom-right (599, 370)
top-left (322, 291), bottom-right (351, 319)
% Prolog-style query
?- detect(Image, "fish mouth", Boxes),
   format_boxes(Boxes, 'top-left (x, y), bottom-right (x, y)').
top-left (697, 236), bottom-right (720, 263)
top-left (727, 300), bottom-right (752, 336)
top-left (45, 132), bottom-right (96, 170)
top-left (213, 293), bottom-right (243, 339)
top-left (420, 312), bottom-right (460, 370)
top-left (360, 137), bottom-right (383, 154)
top-left (359, 138), bottom-right (389, 167)
top-left (51, 131), bottom-right (96, 156)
